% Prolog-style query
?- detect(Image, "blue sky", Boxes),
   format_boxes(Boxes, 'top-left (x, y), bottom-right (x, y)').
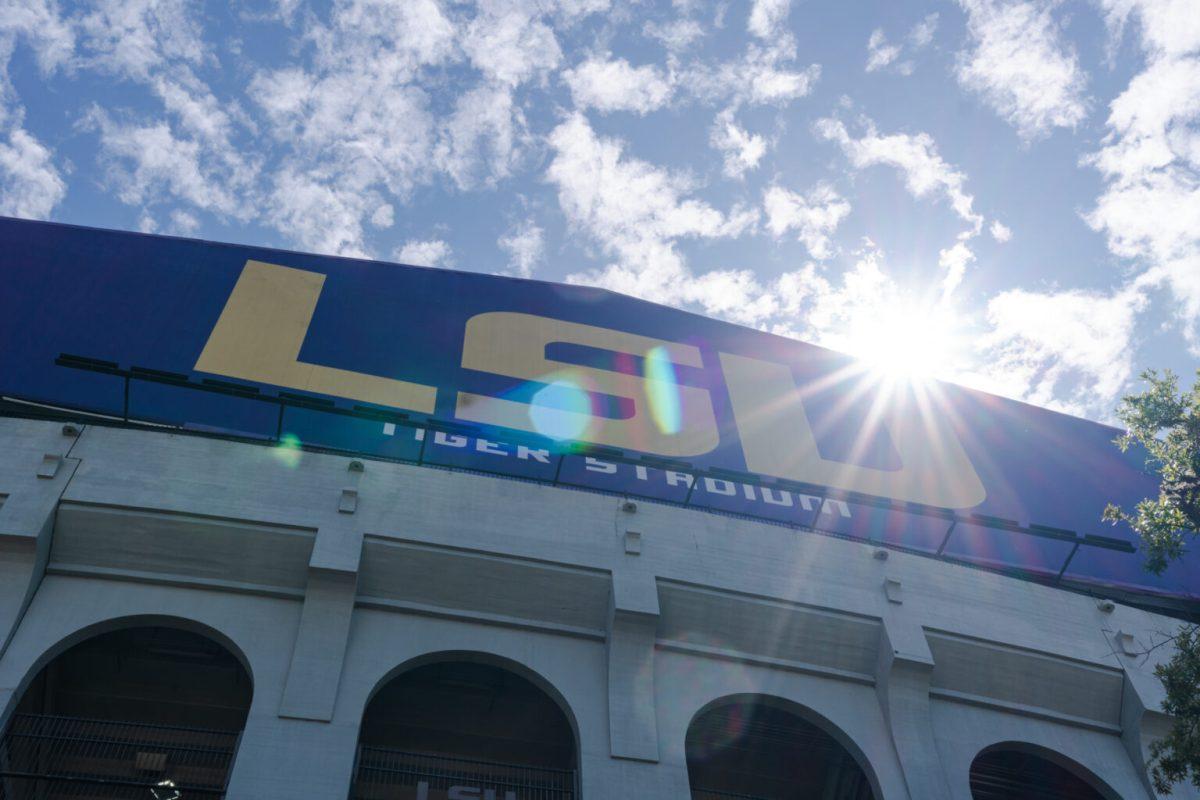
top-left (1, 0), bottom-right (1197, 422)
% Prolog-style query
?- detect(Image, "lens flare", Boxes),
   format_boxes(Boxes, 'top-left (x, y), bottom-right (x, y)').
top-left (273, 432), bottom-right (303, 468)
top-left (645, 345), bottom-right (682, 434)
top-left (529, 375), bottom-right (592, 441)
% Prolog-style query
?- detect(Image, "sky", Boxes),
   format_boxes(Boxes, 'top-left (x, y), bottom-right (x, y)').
top-left (0, 0), bottom-right (1197, 423)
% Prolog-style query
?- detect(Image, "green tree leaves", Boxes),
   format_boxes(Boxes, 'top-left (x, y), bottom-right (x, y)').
top-left (1106, 369), bottom-right (1200, 793)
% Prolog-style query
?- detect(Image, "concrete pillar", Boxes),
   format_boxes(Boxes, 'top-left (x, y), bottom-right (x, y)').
top-left (278, 522), bottom-right (363, 721)
top-left (1110, 628), bottom-right (1198, 800)
top-left (607, 540), bottom-right (661, 763)
top-left (227, 499), bottom-right (365, 798)
top-left (874, 579), bottom-right (953, 800)
top-left (0, 447), bottom-right (79, 658)
top-left (224, 712), bottom-right (362, 799)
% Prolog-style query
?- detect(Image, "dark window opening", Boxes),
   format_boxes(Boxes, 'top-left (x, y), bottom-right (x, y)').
top-left (970, 748), bottom-right (1110, 800)
top-left (352, 661), bottom-right (576, 800)
top-left (686, 699), bottom-right (874, 800)
top-left (0, 626), bottom-right (251, 799)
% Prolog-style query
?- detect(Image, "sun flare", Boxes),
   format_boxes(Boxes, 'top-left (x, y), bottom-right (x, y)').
top-left (839, 298), bottom-right (963, 383)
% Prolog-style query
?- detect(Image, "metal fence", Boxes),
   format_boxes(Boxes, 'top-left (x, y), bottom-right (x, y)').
top-left (352, 747), bottom-right (575, 800)
top-left (0, 714), bottom-right (240, 799)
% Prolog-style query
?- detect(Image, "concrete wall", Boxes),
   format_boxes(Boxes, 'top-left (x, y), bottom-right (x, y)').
top-left (0, 416), bottom-right (1193, 800)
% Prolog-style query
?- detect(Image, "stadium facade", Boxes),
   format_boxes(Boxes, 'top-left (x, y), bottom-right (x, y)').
top-left (0, 217), bottom-right (1196, 800)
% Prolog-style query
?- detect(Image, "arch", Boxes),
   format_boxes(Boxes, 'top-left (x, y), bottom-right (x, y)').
top-left (0, 616), bottom-right (253, 799)
top-left (351, 650), bottom-right (580, 799)
top-left (1, 612), bottom-right (255, 726)
top-left (969, 741), bottom-right (1123, 800)
top-left (685, 693), bottom-right (881, 800)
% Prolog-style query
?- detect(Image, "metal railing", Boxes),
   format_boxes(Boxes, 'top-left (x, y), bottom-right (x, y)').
top-left (0, 714), bottom-right (240, 799)
top-left (4, 351), bottom-right (1194, 621)
top-left (352, 747), bottom-right (575, 800)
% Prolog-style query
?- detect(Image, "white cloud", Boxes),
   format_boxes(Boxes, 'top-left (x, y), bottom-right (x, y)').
top-left (973, 286), bottom-right (1146, 416)
top-left (64, 0), bottom-right (270, 232)
top-left (239, 0), bottom-right (621, 253)
top-left (710, 107), bottom-right (768, 178)
top-left (547, 113), bottom-right (761, 318)
top-left (247, 1), bottom-right (448, 203)
top-left (553, 0), bottom-right (611, 23)
top-left (909, 12), bottom-right (940, 48)
top-left (168, 208), bottom-right (200, 235)
top-left (78, 0), bottom-right (206, 81)
top-left (0, 1), bottom-right (71, 219)
top-left (85, 108), bottom-right (246, 218)
top-left (263, 166), bottom-right (375, 257)
top-left (545, 120), bottom-right (895, 340)
top-left (955, 0), bottom-right (1088, 140)
top-left (865, 30), bottom-right (902, 73)
top-left (989, 220), bottom-right (1012, 242)
top-left (394, 238), bottom-right (454, 268)
top-left (686, 268), bottom-right (782, 326)
top-left (435, 82), bottom-right (528, 189)
top-left (1100, 0), bottom-right (1200, 59)
top-left (748, 0), bottom-right (791, 40)
top-left (499, 218), bottom-right (545, 278)
top-left (563, 55), bottom-right (673, 115)
top-left (0, 128), bottom-right (66, 219)
top-left (769, 251), bottom-right (892, 347)
top-left (937, 240), bottom-right (974, 299)
top-left (1085, 0), bottom-right (1200, 350)
top-left (763, 182), bottom-right (850, 259)
top-left (370, 203), bottom-right (394, 228)
top-left (0, 1), bottom-right (75, 219)
top-left (815, 115), bottom-right (983, 232)
top-left (684, 41), bottom-right (820, 107)
top-left (0, 0), bottom-right (74, 79)
top-left (150, 72), bottom-right (241, 150)
top-left (866, 14), bottom-right (938, 75)
top-left (461, 0), bottom-right (562, 87)
top-left (643, 18), bottom-right (705, 52)
top-left (245, 0), bottom-right (567, 251)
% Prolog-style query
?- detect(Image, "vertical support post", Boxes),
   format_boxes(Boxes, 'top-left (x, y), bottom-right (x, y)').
top-left (607, 569), bottom-right (660, 762)
top-left (874, 585), bottom-right (953, 800)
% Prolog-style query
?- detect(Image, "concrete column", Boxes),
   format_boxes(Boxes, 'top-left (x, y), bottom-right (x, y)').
top-left (0, 449), bottom-right (79, 658)
top-left (1110, 628), bottom-right (1197, 800)
top-left (277, 522), bottom-right (364, 721)
top-left (874, 580), bottom-right (953, 800)
top-left (226, 491), bottom-right (365, 799)
top-left (225, 711), bottom-right (363, 799)
top-left (1121, 664), bottom-right (1173, 800)
top-left (607, 558), bottom-right (661, 762)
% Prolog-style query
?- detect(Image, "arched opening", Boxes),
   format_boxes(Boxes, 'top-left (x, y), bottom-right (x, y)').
top-left (685, 696), bottom-right (876, 800)
top-left (970, 745), bottom-right (1115, 800)
top-left (0, 625), bottom-right (252, 799)
top-left (352, 658), bottom-right (577, 800)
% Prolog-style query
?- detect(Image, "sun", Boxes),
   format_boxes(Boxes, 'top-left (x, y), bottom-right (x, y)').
top-left (839, 298), bottom-right (963, 382)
